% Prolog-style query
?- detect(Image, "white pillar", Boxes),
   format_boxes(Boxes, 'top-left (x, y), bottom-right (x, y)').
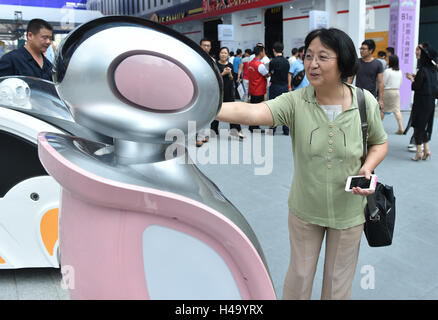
top-left (324, 0), bottom-right (338, 29)
top-left (348, 0), bottom-right (366, 55)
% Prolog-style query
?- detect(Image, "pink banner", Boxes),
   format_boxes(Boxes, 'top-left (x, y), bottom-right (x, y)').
top-left (388, 0), bottom-right (418, 110)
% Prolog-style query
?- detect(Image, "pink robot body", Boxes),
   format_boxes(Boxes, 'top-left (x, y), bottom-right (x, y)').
top-left (39, 133), bottom-right (275, 299)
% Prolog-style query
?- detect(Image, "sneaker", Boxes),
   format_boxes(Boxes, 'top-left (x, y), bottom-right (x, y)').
top-left (230, 130), bottom-right (246, 139)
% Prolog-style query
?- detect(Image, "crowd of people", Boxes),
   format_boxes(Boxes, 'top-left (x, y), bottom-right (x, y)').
top-left (196, 35), bottom-right (437, 164)
top-left (2, 19), bottom-right (435, 160)
top-left (195, 38), bottom-right (315, 146)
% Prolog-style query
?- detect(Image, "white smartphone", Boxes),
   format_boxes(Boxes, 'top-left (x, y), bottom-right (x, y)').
top-left (345, 174), bottom-right (377, 192)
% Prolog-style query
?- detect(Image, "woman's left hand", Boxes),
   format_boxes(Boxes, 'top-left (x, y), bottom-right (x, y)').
top-left (351, 167), bottom-right (375, 196)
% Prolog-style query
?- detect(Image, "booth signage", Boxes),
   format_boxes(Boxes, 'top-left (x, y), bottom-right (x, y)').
top-left (388, 0), bottom-right (417, 110)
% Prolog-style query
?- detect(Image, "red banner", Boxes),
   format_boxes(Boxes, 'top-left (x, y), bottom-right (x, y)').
top-left (163, 0), bottom-right (289, 25)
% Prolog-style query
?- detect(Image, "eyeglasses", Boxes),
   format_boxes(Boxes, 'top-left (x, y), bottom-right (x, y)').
top-left (304, 53), bottom-right (337, 63)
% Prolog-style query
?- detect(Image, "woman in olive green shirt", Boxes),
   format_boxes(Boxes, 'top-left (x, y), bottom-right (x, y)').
top-left (217, 28), bottom-right (388, 299)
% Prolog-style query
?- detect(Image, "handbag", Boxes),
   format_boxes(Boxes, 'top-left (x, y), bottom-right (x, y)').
top-left (292, 69), bottom-right (305, 88)
top-left (237, 82), bottom-right (246, 100)
top-left (356, 87), bottom-right (396, 247)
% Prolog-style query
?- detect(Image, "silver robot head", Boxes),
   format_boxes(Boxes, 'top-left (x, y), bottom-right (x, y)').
top-left (53, 16), bottom-right (223, 144)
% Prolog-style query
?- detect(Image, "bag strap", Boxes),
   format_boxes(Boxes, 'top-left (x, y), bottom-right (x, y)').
top-left (356, 87), bottom-right (380, 218)
top-left (356, 87), bottom-right (368, 165)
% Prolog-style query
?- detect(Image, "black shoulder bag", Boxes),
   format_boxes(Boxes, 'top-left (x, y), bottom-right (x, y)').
top-left (292, 70), bottom-right (305, 88)
top-left (356, 87), bottom-right (396, 247)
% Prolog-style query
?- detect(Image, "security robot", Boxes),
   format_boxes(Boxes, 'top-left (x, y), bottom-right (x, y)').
top-left (38, 16), bottom-right (276, 299)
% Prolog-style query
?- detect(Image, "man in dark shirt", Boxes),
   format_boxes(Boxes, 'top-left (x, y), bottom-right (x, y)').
top-left (0, 19), bottom-right (53, 81)
top-left (355, 39), bottom-right (384, 109)
top-left (268, 42), bottom-right (290, 135)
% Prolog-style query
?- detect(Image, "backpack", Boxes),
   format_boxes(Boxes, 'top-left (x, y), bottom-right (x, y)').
top-left (292, 69), bottom-right (305, 88)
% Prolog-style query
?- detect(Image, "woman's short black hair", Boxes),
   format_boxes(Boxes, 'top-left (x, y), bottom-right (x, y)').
top-left (304, 28), bottom-right (358, 79)
top-left (388, 54), bottom-right (400, 71)
top-left (418, 46), bottom-right (437, 69)
top-left (219, 46), bottom-right (229, 54)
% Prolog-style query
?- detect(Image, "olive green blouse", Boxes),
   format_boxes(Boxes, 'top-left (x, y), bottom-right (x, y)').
top-left (265, 83), bottom-right (387, 229)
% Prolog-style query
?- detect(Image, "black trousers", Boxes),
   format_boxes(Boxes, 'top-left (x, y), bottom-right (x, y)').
top-left (249, 94), bottom-right (265, 132)
top-left (269, 83), bottom-right (289, 134)
top-left (210, 120), bottom-right (241, 135)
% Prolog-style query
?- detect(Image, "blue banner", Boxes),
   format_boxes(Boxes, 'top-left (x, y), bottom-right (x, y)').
top-left (0, 0), bottom-right (87, 9)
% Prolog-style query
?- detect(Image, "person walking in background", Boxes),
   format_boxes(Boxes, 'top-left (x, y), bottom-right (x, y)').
top-left (228, 51), bottom-right (235, 65)
top-left (237, 48), bottom-right (252, 102)
top-left (386, 46), bottom-right (395, 58)
top-left (0, 18), bottom-right (54, 80)
top-left (232, 49), bottom-right (242, 99)
top-left (216, 28), bottom-right (388, 300)
top-left (403, 42), bottom-right (429, 152)
top-left (288, 47), bottom-right (298, 65)
top-left (250, 42), bottom-right (270, 66)
top-left (250, 42), bottom-right (270, 101)
top-left (196, 38), bottom-right (214, 147)
top-left (381, 54), bottom-right (404, 134)
top-left (288, 46), bottom-right (309, 91)
top-left (405, 45), bottom-right (437, 161)
top-left (355, 39), bottom-right (384, 110)
top-left (247, 45), bottom-right (269, 132)
top-left (210, 47), bottom-right (245, 139)
top-left (378, 51), bottom-right (387, 69)
top-left (268, 42), bottom-right (290, 135)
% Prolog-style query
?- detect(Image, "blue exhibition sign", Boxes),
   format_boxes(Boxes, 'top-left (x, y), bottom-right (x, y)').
top-left (0, 0), bottom-right (87, 9)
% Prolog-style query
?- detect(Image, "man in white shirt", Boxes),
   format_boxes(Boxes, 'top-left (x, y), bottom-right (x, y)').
top-left (288, 47), bottom-right (298, 65)
top-left (250, 42), bottom-right (270, 66)
top-left (229, 51), bottom-right (235, 64)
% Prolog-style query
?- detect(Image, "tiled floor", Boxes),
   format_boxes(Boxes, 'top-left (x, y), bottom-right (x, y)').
top-left (1, 110), bottom-right (437, 300)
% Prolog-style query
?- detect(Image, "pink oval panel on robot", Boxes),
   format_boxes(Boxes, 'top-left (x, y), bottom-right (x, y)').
top-left (114, 54), bottom-right (194, 111)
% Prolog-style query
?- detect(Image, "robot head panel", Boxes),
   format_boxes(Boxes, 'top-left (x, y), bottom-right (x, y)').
top-left (54, 16), bottom-right (223, 143)
top-left (0, 78), bottom-right (31, 109)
